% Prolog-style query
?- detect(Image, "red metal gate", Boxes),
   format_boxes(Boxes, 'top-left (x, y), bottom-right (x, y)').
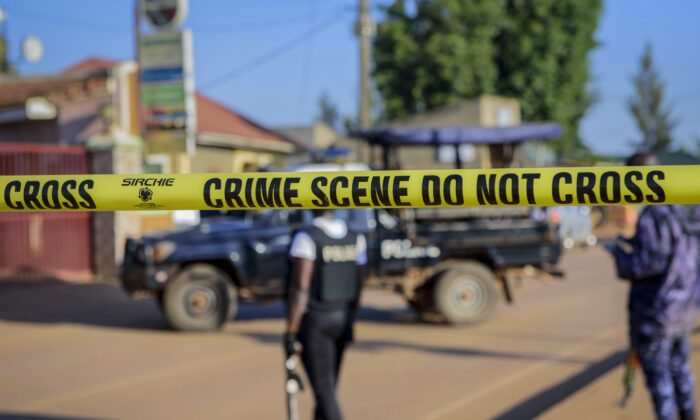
top-left (0, 142), bottom-right (92, 280)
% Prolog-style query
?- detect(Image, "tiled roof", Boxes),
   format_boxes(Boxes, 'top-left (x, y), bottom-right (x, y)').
top-left (63, 57), bottom-right (116, 75)
top-left (0, 74), bottom-right (108, 110)
top-left (0, 57), bottom-right (303, 151)
top-left (196, 93), bottom-right (301, 147)
top-left (0, 57), bottom-right (114, 110)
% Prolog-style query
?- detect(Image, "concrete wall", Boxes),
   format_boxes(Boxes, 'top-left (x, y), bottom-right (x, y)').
top-left (382, 96), bottom-right (523, 170)
top-left (478, 96), bottom-right (521, 127)
top-left (58, 98), bottom-right (109, 143)
top-left (89, 149), bottom-right (117, 280)
top-left (112, 147), bottom-right (145, 265)
top-left (231, 149), bottom-right (279, 172)
top-left (191, 147), bottom-right (235, 173)
top-left (190, 146), bottom-right (285, 174)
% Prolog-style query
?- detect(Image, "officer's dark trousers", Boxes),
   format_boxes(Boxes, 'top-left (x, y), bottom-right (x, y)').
top-left (299, 308), bottom-right (351, 420)
top-left (632, 331), bottom-right (695, 420)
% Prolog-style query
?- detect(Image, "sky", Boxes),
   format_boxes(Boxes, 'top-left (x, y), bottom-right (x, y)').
top-left (2, 0), bottom-right (699, 156)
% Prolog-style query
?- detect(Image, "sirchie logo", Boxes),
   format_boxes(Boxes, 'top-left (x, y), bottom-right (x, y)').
top-left (138, 187), bottom-right (153, 202)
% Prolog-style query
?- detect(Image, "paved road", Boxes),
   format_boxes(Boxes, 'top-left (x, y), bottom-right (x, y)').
top-left (0, 247), bottom-right (674, 419)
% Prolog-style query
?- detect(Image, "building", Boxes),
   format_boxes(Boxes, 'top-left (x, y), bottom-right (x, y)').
top-left (0, 57), bottom-right (134, 281)
top-left (0, 57), bottom-right (118, 145)
top-left (189, 93), bottom-right (300, 173)
top-left (0, 57), bottom-right (301, 280)
top-left (377, 95), bottom-right (555, 169)
top-left (275, 122), bottom-right (364, 165)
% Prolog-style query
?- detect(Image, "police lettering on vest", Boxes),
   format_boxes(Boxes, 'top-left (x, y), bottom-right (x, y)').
top-left (321, 244), bottom-right (357, 263)
top-left (308, 226), bottom-right (359, 309)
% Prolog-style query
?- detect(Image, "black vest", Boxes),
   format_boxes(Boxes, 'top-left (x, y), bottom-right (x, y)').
top-left (307, 225), bottom-right (359, 311)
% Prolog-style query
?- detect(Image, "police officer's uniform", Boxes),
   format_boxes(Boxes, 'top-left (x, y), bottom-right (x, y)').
top-left (612, 205), bottom-right (700, 420)
top-left (289, 216), bottom-right (366, 420)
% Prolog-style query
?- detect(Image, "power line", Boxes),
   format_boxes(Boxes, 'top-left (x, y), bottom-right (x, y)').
top-left (200, 8), bottom-right (351, 91)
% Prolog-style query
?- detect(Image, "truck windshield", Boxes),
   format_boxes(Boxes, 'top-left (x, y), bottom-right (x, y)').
top-left (334, 208), bottom-right (375, 233)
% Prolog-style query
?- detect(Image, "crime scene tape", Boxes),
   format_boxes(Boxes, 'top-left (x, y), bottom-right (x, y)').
top-left (0, 166), bottom-right (696, 212)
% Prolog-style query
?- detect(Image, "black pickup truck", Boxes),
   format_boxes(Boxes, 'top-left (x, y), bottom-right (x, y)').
top-left (122, 124), bottom-right (566, 331)
top-left (122, 205), bottom-right (561, 331)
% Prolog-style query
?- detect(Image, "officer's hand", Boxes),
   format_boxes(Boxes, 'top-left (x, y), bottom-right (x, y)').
top-left (284, 332), bottom-right (302, 357)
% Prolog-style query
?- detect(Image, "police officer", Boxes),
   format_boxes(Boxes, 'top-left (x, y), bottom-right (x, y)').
top-left (284, 209), bottom-right (366, 420)
top-left (609, 153), bottom-right (700, 420)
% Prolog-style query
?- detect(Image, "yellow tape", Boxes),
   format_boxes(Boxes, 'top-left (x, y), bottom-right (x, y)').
top-left (0, 166), bottom-right (696, 211)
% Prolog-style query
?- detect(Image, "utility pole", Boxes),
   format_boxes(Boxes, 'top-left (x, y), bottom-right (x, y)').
top-left (134, 0), bottom-right (142, 137)
top-left (356, 0), bottom-right (374, 130)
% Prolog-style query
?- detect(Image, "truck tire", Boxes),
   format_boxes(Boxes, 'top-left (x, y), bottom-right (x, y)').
top-left (163, 264), bottom-right (237, 332)
top-left (433, 262), bottom-right (498, 325)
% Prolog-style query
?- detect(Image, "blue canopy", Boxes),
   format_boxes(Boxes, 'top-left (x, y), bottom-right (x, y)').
top-left (353, 123), bottom-right (562, 146)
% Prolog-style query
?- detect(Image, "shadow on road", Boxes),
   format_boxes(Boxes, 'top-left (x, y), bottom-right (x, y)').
top-left (0, 413), bottom-right (109, 420)
top-left (0, 278), bottom-right (415, 331)
top-left (0, 278), bottom-right (169, 330)
top-left (465, 330), bottom-right (621, 346)
top-left (235, 300), bottom-right (417, 324)
top-left (237, 331), bottom-right (591, 365)
top-left (492, 349), bottom-right (626, 420)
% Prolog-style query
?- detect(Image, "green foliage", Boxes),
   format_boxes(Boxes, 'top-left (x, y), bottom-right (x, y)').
top-left (627, 44), bottom-right (676, 153)
top-left (373, 0), bottom-right (502, 119)
top-left (496, 0), bottom-right (601, 157)
top-left (0, 32), bottom-right (16, 76)
top-left (0, 33), bottom-right (9, 73)
top-left (372, 0), bottom-right (603, 158)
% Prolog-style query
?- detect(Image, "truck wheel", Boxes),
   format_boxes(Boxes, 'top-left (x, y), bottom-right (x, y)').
top-left (434, 262), bottom-right (498, 325)
top-left (163, 264), bottom-right (237, 332)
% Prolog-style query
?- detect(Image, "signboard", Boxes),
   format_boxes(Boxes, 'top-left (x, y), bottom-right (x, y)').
top-left (142, 0), bottom-right (188, 30)
top-left (139, 29), bottom-right (196, 155)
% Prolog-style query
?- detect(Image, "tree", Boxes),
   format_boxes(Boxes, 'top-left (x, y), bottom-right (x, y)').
top-left (373, 0), bottom-right (503, 119)
top-left (627, 44), bottom-right (676, 153)
top-left (496, 0), bottom-right (602, 157)
top-left (372, 0), bottom-right (603, 158)
top-left (0, 31), bottom-right (17, 76)
top-left (317, 93), bottom-right (339, 129)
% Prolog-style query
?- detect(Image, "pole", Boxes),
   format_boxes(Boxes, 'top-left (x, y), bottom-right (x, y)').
top-left (134, 0), bottom-right (142, 140)
top-left (358, 0), bottom-right (372, 130)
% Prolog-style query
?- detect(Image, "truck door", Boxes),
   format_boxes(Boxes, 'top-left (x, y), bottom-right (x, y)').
top-left (247, 210), bottom-right (304, 297)
top-left (371, 209), bottom-right (442, 275)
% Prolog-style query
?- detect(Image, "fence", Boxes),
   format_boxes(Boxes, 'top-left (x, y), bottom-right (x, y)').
top-left (0, 142), bottom-right (92, 280)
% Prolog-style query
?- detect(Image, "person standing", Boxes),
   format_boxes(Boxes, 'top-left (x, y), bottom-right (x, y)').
top-left (284, 209), bottom-right (366, 420)
top-left (608, 153), bottom-right (699, 420)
